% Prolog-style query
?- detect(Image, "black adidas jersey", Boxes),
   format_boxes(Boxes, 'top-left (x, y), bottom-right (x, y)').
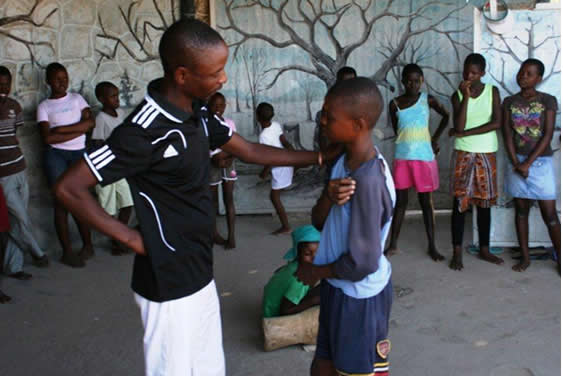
top-left (84, 79), bottom-right (232, 302)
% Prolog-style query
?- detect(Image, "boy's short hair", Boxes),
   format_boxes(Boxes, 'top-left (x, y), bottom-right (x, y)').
top-left (95, 81), bottom-right (118, 102)
top-left (522, 58), bottom-right (545, 77)
top-left (256, 102), bottom-right (274, 121)
top-left (0, 66), bottom-right (12, 80)
top-left (209, 92), bottom-right (225, 105)
top-left (464, 53), bottom-right (486, 72)
top-left (336, 66), bottom-right (357, 81)
top-left (326, 77), bottom-right (383, 129)
top-left (402, 63), bottom-right (423, 79)
top-left (45, 62), bottom-right (66, 81)
top-left (159, 19), bottom-right (225, 75)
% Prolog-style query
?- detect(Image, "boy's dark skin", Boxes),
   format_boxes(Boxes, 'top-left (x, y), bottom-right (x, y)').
top-left (279, 241), bottom-right (321, 316)
top-left (258, 112), bottom-right (294, 235)
top-left (38, 67), bottom-right (95, 267)
top-left (208, 93), bottom-right (237, 249)
top-left (295, 82), bottom-right (383, 376)
top-left (0, 243), bottom-right (11, 303)
top-left (385, 70), bottom-right (449, 261)
top-left (501, 62), bottom-right (560, 273)
top-left (95, 84), bottom-right (133, 256)
top-left (449, 62), bottom-right (503, 270)
top-left (55, 38), bottom-right (331, 258)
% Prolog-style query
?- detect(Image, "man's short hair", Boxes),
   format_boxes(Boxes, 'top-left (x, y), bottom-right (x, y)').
top-left (45, 62), bottom-right (66, 81)
top-left (464, 53), bottom-right (486, 72)
top-left (336, 66), bottom-right (357, 81)
top-left (256, 102), bottom-right (274, 121)
top-left (522, 58), bottom-right (545, 77)
top-left (326, 77), bottom-right (383, 129)
top-left (159, 19), bottom-right (225, 75)
top-left (0, 66), bottom-right (12, 80)
top-left (95, 81), bottom-right (118, 101)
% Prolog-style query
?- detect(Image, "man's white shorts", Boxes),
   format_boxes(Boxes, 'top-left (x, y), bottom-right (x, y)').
top-left (134, 280), bottom-right (225, 376)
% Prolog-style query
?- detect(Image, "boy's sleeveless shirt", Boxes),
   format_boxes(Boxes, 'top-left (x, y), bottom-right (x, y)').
top-left (455, 83), bottom-right (498, 153)
top-left (394, 92), bottom-right (434, 161)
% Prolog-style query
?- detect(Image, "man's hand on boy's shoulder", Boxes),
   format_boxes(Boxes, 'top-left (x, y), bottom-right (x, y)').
top-left (327, 177), bottom-right (356, 205)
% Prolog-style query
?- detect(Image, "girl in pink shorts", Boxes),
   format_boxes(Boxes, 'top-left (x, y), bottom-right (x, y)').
top-left (385, 64), bottom-right (450, 261)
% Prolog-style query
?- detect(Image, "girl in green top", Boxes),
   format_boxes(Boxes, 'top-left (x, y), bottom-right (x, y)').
top-left (449, 53), bottom-right (503, 271)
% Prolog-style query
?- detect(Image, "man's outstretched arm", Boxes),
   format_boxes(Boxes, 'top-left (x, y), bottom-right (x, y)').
top-left (54, 160), bottom-right (145, 255)
top-left (222, 133), bottom-right (321, 167)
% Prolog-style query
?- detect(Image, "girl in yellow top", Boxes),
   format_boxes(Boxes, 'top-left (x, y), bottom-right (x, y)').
top-left (449, 53), bottom-right (503, 271)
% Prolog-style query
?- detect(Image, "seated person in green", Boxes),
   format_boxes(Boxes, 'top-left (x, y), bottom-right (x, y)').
top-left (263, 225), bottom-right (320, 318)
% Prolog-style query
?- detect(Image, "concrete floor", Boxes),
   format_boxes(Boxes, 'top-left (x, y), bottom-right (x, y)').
top-left (1, 213), bottom-right (560, 376)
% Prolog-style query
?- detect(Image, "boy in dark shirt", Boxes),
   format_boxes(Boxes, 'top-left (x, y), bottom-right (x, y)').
top-left (55, 19), bottom-right (330, 376)
top-left (296, 77), bottom-right (396, 376)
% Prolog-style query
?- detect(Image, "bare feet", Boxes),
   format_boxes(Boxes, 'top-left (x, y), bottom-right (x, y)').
top-left (479, 248), bottom-right (504, 265)
top-left (224, 237), bottom-right (236, 250)
top-left (384, 246), bottom-right (399, 257)
top-left (0, 290), bottom-right (11, 303)
top-left (449, 246), bottom-right (463, 271)
top-left (8, 271), bottom-right (32, 280)
top-left (428, 247), bottom-right (445, 262)
top-left (78, 245), bottom-right (95, 260)
top-left (213, 234), bottom-right (227, 246)
top-left (272, 227), bottom-right (291, 235)
top-left (512, 259), bottom-right (530, 272)
top-left (60, 253), bottom-right (85, 268)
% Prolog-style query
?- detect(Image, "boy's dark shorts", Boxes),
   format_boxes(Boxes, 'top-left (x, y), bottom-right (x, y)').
top-left (44, 146), bottom-right (85, 187)
top-left (315, 280), bottom-right (393, 375)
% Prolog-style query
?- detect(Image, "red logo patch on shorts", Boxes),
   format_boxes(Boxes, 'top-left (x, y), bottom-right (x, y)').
top-left (376, 339), bottom-right (391, 359)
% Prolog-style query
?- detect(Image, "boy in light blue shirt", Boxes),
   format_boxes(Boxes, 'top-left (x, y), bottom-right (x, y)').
top-left (296, 77), bottom-right (395, 376)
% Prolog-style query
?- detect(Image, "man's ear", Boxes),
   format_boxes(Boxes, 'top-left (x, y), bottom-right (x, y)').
top-left (355, 117), bottom-right (368, 131)
top-left (174, 66), bottom-right (189, 86)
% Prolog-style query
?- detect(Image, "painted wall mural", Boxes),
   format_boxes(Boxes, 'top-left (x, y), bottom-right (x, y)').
top-left (214, 0), bottom-right (474, 213)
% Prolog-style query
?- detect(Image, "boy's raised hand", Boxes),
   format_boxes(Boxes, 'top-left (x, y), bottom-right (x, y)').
top-left (327, 177), bottom-right (356, 205)
top-left (459, 80), bottom-right (472, 98)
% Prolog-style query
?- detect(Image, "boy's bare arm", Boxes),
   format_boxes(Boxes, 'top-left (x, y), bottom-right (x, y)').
top-left (388, 100), bottom-right (398, 136)
top-left (501, 105), bottom-right (519, 167)
top-left (279, 285), bottom-right (320, 316)
top-left (520, 107), bottom-right (556, 168)
top-left (279, 134), bottom-right (294, 150)
top-left (451, 85), bottom-right (468, 134)
top-left (428, 95), bottom-right (450, 142)
top-left (259, 166), bottom-right (271, 179)
top-left (311, 178), bottom-right (355, 230)
top-left (39, 109), bottom-right (95, 144)
top-left (221, 133), bottom-right (320, 167)
top-left (54, 160), bottom-right (145, 255)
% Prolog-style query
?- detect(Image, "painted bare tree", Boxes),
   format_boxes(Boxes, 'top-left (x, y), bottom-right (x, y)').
top-left (298, 78), bottom-right (323, 121)
top-left (96, 0), bottom-right (178, 68)
top-left (381, 0), bottom-right (472, 99)
top-left (219, 0), bottom-right (470, 91)
top-left (239, 45), bottom-right (268, 135)
top-left (483, 16), bottom-right (561, 96)
top-left (0, 0), bottom-right (57, 65)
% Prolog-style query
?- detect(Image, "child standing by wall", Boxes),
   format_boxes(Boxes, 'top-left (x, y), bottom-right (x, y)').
top-left (385, 64), bottom-right (449, 261)
top-left (208, 92), bottom-right (238, 249)
top-left (449, 53), bottom-right (503, 270)
top-left (263, 225), bottom-right (321, 318)
top-left (257, 102), bottom-right (294, 235)
top-left (296, 77), bottom-right (395, 376)
top-left (501, 58), bottom-right (560, 273)
top-left (92, 82), bottom-right (133, 255)
top-left (0, 66), bottom-right (47, 280)
top-left (37, 62), bottom-right (94, 267)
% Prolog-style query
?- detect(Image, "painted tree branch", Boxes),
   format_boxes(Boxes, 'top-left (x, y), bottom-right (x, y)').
top-left (95, 0), bottom-right (177, 69)
top-left (220, 0), bottom-right (471, 91)
top-left (0, 0), bottom-right (58, 65)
